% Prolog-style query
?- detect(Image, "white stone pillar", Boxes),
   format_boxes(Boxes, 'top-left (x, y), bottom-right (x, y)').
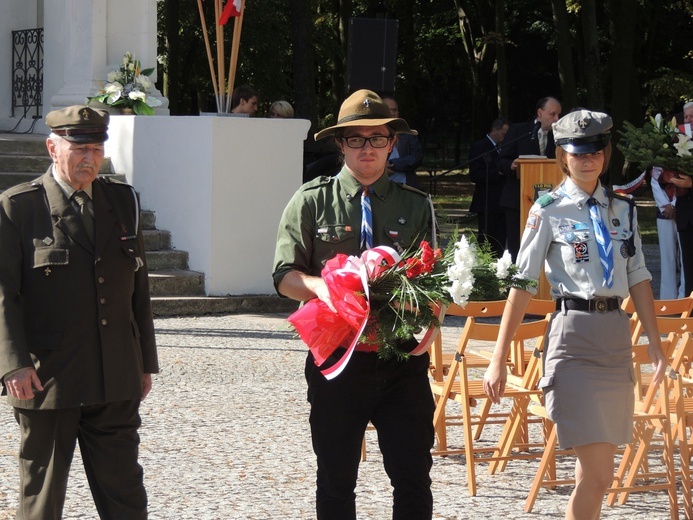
top-left (44, 0), bottom-right (167, 118)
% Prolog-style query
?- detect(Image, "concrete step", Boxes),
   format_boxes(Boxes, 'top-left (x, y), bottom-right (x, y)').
top-left (0, 156), bottom-right (112, 174)
top-left (141, 210), bottom-right (156, 230)
top-left (0, 136), bottom-right (47, 155)
top-left (145, 250), bottom-right (189, 270)
top-left (151, 295), bottom-right (299, 316)
top-left (143, 229), bottom-right (171, 251)
top-left (148, 269), bottom-right (205, 297)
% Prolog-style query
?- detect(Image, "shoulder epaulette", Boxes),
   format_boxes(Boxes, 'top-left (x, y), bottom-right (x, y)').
top-left (536, 193), bottom-right (557, 207)
top-left (99, 176), bottom-right (132, 187)
top-left (605, 188), bottom-right (635, 205)
top-left (2, 179), bottom-right (43, 198)
top-left (301, 175), bottom-right (334, 191)
top-left (400, 183), bottom-right (428, 197)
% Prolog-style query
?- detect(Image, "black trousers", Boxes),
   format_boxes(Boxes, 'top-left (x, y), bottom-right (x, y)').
top-left (305, 350), bottom-right (435, 520)
top-left (505, 208), bottom-right (521, 263)
top-left (14, 400), bottom-right (147, 520)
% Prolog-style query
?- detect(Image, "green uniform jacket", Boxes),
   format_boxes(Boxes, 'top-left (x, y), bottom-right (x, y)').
top-left (273, 168), bottom-right (433, 292)
top-left (0, 171), bottom-right (158, 409)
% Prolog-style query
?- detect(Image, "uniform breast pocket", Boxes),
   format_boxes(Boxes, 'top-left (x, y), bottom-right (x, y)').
top-left (121, 241), bottom-right (144, 271)
top-left (314, 224), bottom-right (357, 258)
top-left (610, 225), bottom-right (634, 265)
top-left (381, 225), bottom-right (419, 254)
top-left (33, 247), bottom-right (69, 269)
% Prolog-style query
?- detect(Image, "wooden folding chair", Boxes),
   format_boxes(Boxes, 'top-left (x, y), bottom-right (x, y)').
top-left (609, 328), bottom-right (693, 513)
top-left (430, 314), bottom-right (551, 496)
top-left (525, 352), bottom-right (679, 518)
top-left (629, 294), bottom-right (693, 344)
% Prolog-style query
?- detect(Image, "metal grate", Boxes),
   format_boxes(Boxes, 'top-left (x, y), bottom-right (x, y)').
top-left (12, 28), bottom-right (44, 120)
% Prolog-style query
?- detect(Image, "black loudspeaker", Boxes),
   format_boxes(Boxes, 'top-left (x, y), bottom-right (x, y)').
top-left (346, 18), bottom-right (398, 94)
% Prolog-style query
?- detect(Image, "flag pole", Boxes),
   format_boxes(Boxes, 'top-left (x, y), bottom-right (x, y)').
top-left (225, 1), bottom-right (245, 113)
top-left (214, 0), bottom-right (225, 112)
top-left (196, 0), bottom-right (220, 112)
top-left (217, 0), bottom-right (227, 111)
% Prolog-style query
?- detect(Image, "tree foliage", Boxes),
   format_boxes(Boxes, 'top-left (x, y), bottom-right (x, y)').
top-left (157, 0), bottom-right (693, 175)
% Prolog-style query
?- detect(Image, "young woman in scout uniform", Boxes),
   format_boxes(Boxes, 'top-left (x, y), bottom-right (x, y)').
top-left (483, 110), bottom-right (668, 519)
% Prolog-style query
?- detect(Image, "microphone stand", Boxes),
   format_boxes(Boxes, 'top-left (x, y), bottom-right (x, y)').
top-left (431, 125), bottom-right (538, 194)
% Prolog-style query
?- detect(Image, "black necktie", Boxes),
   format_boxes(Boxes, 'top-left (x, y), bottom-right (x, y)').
top-left (73, 190), bottom-right (95, 243)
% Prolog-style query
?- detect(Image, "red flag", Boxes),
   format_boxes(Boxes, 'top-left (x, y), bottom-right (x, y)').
top-left (219, 0), bottom-right (243, 25)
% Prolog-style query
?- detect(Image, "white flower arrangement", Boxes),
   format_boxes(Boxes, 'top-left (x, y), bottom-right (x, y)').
top-left (87, 52), bottom-right (162, 115)
top-left (445, 234), bottom-right (536, 306)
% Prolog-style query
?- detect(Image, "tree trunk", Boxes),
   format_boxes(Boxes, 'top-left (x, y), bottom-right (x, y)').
top-left (580, 0), bottom-right (604, 109)
top-left (607, 0), bottom-right (640, 184)
top-left (163, 0), bottom-right (182, 114)
top-left (495, 0), bottom-right (508, 119)
top-left (291, 0), bottom-right (317, 127)
top-left (549, 0), bottom-right (577, 111)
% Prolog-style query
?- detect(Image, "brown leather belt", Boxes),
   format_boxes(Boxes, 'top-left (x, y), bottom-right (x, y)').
top-left (556, 297), bottom-right (621, 313)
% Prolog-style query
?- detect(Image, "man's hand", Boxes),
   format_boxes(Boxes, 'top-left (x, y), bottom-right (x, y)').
top-left (670, 174), bottom-right (693, 189)
top-left (142, 373), bottom-right (153, 400)
top-left (661, 204), bottom-right (675, 219)
top-left (4, 367), bottom-right (43, 400)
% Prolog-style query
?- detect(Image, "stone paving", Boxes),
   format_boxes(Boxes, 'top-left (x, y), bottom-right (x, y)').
top-left (0, 311), bottom-right (681, 519)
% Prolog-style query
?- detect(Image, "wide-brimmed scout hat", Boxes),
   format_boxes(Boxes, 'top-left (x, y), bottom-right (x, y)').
top-left (46, 105), bottom-right (109, 144)
top-left (314, 89), bottom-right (416, 141)
top-left (552, 110), bottom-right (612, 154)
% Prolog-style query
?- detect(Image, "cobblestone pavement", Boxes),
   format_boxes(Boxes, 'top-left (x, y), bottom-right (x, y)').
top-left (0, 311), bottom-right (680, 519)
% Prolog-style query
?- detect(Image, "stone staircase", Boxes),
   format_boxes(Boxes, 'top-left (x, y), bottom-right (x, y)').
top-left (0, 134), bottom-right (297, 316)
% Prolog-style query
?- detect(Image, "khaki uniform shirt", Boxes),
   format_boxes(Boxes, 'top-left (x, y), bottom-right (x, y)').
top-left (516, 178), bottom-right (651, 300)
top-left (273, 167), bottom-right (432, 291)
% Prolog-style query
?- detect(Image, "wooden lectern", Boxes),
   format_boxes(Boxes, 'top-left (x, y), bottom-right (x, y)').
top-left (516, 157), bottom-right (563, 300)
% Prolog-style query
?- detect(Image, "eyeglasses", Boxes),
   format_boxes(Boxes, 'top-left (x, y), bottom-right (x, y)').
top-left (340, 135), bottom-right (392, 148)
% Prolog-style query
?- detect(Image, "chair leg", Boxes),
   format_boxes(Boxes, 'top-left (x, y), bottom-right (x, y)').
top-left (489, 396), bottom-right (528, 475)
top-left (525, 423), bottom-right (558, 513)
top-left (472, 397), bottom-right (492, 440)
top-left (432, 393), bottom-right (448, 453)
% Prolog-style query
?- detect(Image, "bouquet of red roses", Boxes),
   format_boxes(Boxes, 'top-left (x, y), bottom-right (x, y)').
top-left (289, 235), bottom-right (534, 380)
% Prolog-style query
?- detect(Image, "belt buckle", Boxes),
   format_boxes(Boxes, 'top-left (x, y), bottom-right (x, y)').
top-left (594, 298), bottom-right (608, 313)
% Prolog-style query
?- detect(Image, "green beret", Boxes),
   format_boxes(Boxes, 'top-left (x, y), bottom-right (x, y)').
top-left (46, 105), bottom-right (109, 144)
top-left (552, 110), bottom-right (612, 154)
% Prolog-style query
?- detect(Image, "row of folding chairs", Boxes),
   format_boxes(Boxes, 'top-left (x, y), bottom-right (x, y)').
top-left (429, 293), bottom-right (693, 518)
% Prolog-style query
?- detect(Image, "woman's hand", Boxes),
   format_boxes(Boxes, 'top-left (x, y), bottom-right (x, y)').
top-left (648, 342), bottom-right (668, 388)
top-left (483, 359), bottom-right (507, 404)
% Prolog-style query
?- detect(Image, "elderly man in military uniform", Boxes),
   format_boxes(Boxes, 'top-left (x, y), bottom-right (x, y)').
top-left (273, 90), bottom-right (436, 520)
top-left (0, 105), bottom-right (158, 519)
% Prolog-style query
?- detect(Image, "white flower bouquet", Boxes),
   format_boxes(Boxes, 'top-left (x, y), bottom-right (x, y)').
top-left (87, 52), bottom-right (162, 115)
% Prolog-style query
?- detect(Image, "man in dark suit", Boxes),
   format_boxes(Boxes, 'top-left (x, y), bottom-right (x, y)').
top-left (498, 97), bottom-right (562, 261)
top-left (383, 96), bottom-right (424, 188)
top-left (0, 105), bottom-right (158, 519)
top-left (469, 117), bottom-right (509, 258)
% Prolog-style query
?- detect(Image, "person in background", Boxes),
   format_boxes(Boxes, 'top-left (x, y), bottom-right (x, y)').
top-left (0, 105), bottom-right (158, 519)
top-left (269, 100), bottom-right (295, 118)
top-left (468, 117), bottom-right (510, 258)
top-left (650, 165), bottom-right (685, 299)
top-left (382, 96), bottom-right (424, 188)
top-left (273, 90), bottom-right (436, 520)
top-left (669, 101), bottom-right (693, 295)
top-left (484, 110), bottom-right (666, 519)
top-left (498, 96), bottom-right (562, 261)
top-left (230, 84), bottom-right (259, 116)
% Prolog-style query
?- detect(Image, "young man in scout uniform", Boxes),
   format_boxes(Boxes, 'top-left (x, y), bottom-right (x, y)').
top-left (273, 90), bottom-right (436, 520)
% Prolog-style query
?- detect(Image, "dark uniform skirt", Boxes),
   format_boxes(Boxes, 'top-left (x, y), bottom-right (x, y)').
top-left (538, 309), bottom-right (635, 449)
